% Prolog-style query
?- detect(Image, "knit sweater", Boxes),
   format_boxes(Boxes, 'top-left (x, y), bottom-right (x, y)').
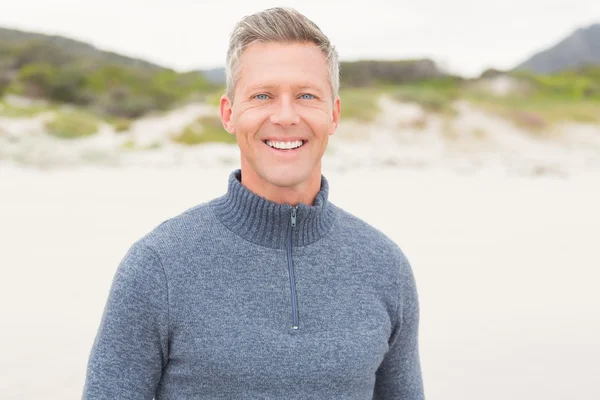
top-left (82, 169), bottom-right (424, 399)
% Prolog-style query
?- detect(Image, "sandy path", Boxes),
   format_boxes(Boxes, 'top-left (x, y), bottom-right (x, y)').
top-left (0, 165), bottom-right (598, 399)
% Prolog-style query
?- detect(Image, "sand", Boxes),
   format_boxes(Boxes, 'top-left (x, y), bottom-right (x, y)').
top-left (1, 163), bottom-right (599, 399)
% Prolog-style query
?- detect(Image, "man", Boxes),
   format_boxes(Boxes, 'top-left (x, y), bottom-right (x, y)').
top-left (83, 7), bottom-right (424, 400)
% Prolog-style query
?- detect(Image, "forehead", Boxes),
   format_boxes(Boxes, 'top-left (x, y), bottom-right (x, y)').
top-left (237, 41), bottom-right (330, 93)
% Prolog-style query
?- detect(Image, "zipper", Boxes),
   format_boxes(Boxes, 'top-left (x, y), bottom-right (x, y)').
top-left (287, 205), bottom-right (299, 330)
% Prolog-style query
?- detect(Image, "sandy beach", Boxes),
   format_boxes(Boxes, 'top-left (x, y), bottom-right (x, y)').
top-left (1, 162), bottom-right (599, 399)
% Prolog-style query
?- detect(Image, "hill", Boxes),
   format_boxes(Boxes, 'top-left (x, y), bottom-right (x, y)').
top-left (0, 27), bottom-right (214, 118)
top-left (0, 27), bottom-right (165, 71)
top-left (514, 23), bottom-right (600, 73)
top-left (197, 67), bottom-right (226, 84)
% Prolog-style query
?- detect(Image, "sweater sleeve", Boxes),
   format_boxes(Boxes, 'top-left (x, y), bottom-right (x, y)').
top-left (373, 254), bottom-right (425, 399)
top-left (82, 240), bottom-right (169, 400)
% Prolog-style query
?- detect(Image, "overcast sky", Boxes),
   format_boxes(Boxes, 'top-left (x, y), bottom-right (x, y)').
top-left (1, 0), bottom-right (598, 77)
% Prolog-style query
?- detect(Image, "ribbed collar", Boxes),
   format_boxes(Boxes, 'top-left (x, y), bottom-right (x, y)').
top-left (209, 169), bottom-right (337, 249)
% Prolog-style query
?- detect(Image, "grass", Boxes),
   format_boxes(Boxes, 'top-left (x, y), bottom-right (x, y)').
top-left (146, 141), bottom-right (162, 150)
top-left (171, 115), bottom-right (236, 145)
top-left (393, 86), bottom-right (458, 115)
top-left (111, 117), bottom-right (133, 132)
top-left (339, 87), bottom-right (383, 122)
top-left (45, 109), bottom-right (100, 139)
top-left (121, 138), bottom-right (136, 150)
top-left (389, 78), bottom-right (461, 115)
top-left (204, 87), bottom-right (225, 107)
top-left (339, 79), bottom-right (462, 121)
top-left (120, 138), bottom-right (162, 150)
top-left (339, 74), bottom-right (599, 130)
top-left (466, 68), bottom-right (600, 128)
top-left (0, 99), bottom-right (57, 117)
top-left (466, 92), bottom-right (600, 131)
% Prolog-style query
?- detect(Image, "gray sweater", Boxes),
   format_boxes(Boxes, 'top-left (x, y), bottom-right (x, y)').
top-left (82, 169), bottom-right (424, 399)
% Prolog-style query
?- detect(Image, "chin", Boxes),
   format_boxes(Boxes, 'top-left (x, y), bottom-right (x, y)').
top-left (261, 167), bottom-right (311, 188)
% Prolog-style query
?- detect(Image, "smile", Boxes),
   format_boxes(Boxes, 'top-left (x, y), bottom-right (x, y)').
top-left (263, 140), bottom-right (306, 151)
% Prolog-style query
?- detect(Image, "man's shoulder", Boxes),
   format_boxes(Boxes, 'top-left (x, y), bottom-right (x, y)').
top-left (135, 200), bottom-right (219, 255)
top-left (331, 204), bottom-right (410, 267)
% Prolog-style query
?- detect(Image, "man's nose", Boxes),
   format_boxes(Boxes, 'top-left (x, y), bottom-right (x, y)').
top-left (269, 95), bottom-right (300, 128)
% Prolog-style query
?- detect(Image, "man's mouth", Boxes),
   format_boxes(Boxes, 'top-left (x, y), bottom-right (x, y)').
top-left (262, 139), bottom-right (306, 151)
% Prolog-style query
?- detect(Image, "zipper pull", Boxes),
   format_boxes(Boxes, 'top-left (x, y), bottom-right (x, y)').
top-left (291, 206), bottom-right (297, 228)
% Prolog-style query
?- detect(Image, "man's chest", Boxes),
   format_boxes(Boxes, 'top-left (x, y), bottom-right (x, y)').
top-left (162, 251), bottom-right (395, 392)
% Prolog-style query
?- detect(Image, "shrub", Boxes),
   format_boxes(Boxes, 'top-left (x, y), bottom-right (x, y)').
top-left (0, 71), bottom-right (10, 96)
top-left (121, 138), bottom-right (136, 150)
top-left (47, 67), bottom-right (89, 104)
top-left (393, 79), bottom-right (460, 114)
top-left (6, 44), bottom-right (216, 119)
top-left (204, 87), bottom-right (225, 107)
top-left (171, 115), bottom-right (236, 145)
top-left (339, 88), bottom-right (381, 122)
top-left (45, 111), bottom-right (99, 139)
top-left (18, 63), bottom-right (56, 97)
top-left (112, 118), bottom-right (132, 132)
top-left (98, 89), bottom-right (157, 118)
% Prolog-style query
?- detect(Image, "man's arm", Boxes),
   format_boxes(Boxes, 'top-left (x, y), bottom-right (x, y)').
top-left (373, 254), bottom-right (424, 399)
top-left (82, 240), bottom-right (169, 400)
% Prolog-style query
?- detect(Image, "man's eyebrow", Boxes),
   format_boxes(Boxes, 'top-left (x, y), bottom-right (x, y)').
top-left (245, 84), bottom-right (277, 91)
top-left (296, 83), bottom-right (324, 92)
top-left (245, 83), bottom-right (324, 92)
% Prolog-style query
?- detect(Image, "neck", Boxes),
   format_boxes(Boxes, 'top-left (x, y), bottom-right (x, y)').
top-left (209, 169), bottom-right (337, 249)
top-left (239, 160), bottom-right (322, 206)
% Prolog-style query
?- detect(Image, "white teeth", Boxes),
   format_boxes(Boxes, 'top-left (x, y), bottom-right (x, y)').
top-left (266, 140), bottom-right (304, 150)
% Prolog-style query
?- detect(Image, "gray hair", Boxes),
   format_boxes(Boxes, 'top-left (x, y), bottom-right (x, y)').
top-left (225, 7), bottom-right (340, 104)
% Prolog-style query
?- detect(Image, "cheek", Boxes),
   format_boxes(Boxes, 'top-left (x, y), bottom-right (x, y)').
top-left (301, 110), bottom-right (333, 138)
top-left (235, 108), bottom-right (271, 135)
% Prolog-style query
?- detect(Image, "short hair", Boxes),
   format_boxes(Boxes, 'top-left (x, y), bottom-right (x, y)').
top-left (225, 7), bottom-right (340, 103)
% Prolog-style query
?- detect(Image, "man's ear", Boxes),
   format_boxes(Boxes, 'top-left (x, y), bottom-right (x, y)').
top-left (329, 95), bottom-right (341, 135)
top-left (220, 95), bottom-right (236, 134)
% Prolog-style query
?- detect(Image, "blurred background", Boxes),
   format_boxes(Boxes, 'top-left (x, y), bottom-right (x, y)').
top-left (0, 1), bottom-right (599, 399)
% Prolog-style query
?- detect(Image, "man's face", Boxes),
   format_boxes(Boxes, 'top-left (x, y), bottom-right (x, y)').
top-left (220, 41), bottom-right (341, 189)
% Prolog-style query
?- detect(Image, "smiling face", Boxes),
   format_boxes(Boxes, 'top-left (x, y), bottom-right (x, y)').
top-left (220, 41), bottom-right (341, 202)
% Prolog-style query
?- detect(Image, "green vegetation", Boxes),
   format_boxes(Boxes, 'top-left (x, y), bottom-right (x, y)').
top-left (339, 68), bottom-right (600, 128)
top-left (0, 99), bottom-right (56, 117)
top-left (337, 60), bottom-right (457, 121)
top-left (45, 109), bottom-right (100, 139)
top-left (392, 78), bottom-right (461, 114)
top-left (0, 36), bottom-right (216, 119)
top-left (8, 62), bottom-right (213, 118)
top-left (146, 141), bottom-right (162, 150)
top-left (204, 86), bottom-right (225, 107)
top-left (171, 115), bottom-right (236, 145)
top-left (338, 78), bottom-right (458, 122)
top-left (514, 66), bottom-right (600, 100)
top-left (121, 138), bottom-right (137, 150)
top-left (120, 138), bottom-right (162, 150)
top-left (339, 77), bottom-right (461, 121)
top-left (339, 87), bottom-right (382, 122)
top-left (466, 67), bottom-right (600, 127)
top-left (0, 73), bottom-right (9, 96)
top-left (339, 59), bottom-right (442, 87)
top-left (1, 27), bottom-right (598, 138)
top-left (467, 96), bottom-right (600, 130)
top-left (111, 117), bottom-right (132, 132)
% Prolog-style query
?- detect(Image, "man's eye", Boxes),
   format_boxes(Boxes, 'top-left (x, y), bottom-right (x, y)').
top-left (254, 94), bottom-right (269, 100)
top-left (300, 93), bottom-right (315, 100)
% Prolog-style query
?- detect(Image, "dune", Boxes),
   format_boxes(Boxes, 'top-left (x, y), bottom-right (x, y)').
top-left (2, 95), bottom-right (600, 177)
